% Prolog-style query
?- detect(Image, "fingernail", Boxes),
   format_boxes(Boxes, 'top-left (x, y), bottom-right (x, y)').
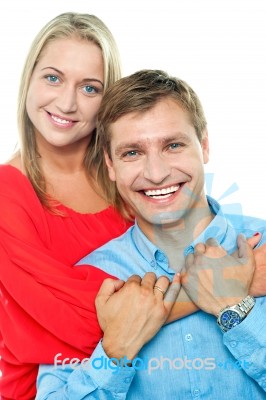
top-left (253, 232), bottom-right (260, 236)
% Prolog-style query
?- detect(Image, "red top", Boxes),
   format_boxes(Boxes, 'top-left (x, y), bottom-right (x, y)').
top-left (0, 165), bottom-right (131, 399)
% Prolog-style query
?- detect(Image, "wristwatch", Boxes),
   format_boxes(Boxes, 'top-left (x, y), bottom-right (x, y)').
top-left (217, 295), bottom-right (256, 332)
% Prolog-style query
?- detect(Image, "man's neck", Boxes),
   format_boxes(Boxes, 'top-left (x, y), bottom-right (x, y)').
top-left (138, 203), bottom-right (214, 272)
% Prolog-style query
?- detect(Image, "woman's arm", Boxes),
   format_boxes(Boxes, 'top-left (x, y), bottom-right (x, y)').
top-left (0, 169), bottom-right (115, 399)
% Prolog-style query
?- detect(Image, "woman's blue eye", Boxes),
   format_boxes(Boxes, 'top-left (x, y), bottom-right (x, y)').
top-left (47, 75), bottom-right (59, 83)
top-left (84, 85), bottom-right (97, 94)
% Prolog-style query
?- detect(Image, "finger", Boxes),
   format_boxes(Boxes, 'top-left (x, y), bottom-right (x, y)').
top-left (194, 242), bottom-right (206, 255)
top-left (247, 233), bottom-right (261, 249)
top-left (127, 274), bottom-right (142, 285)
top-left (232, 233), bottom-right (261, 258)
top-left (205, 237), bottom-right (220, 247)
top-left (141, 272), bottom-right (157, 288)
top-left (95, 278), bottom-right (125, 307)
top-left (185, 252), bottom-right (194, 271)
top-left (164, 273), bottom-right (181, 303)
top-left (180, 267), bottom-right (188, 285)
top-left (153, 275), bottom-right (170, 298)
top-left (237, 234), bottom-right (253, 261)
top-left (205, 237), bottom-right (227, 257)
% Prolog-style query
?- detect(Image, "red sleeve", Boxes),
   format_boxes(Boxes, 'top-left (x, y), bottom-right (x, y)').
top-left (0, 167), bottom-right (120, 400)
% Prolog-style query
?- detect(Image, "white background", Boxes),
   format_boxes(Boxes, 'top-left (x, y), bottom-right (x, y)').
top-left (0, 0), bottom-right (265, 218)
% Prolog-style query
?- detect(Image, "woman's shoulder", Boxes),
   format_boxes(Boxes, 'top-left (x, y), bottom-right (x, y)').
top-left (0, 161), bottom-right (37, 206)
top-left (0, 162), bottom-right (28, 186)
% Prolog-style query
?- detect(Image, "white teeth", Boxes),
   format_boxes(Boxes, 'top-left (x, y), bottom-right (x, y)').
top-left (144, 185), bottom-right (179, 197)
top-left (51, 115), bottom-right (71, 124)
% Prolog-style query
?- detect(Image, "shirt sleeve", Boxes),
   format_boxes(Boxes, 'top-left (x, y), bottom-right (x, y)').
top-left (0, 167), bottom-right (113, 399)
top-left (36, 341), bottom-right (136, 400)
top-left (223, 297), bottom-right (266, 391)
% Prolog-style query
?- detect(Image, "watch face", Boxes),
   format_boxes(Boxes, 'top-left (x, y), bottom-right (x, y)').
top-left (221, 310), bottom-right (241, 330)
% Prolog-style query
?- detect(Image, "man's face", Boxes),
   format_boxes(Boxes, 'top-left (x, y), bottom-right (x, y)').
top-left (105, 98), bottom-right (209, 238)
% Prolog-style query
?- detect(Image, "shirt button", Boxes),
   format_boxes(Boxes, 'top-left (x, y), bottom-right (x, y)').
top-left (230, 341), bottom-right (237, 348)
top-left (124, 377), bottom-right (131, 383)
top-left (185, 334), bottom-right (193, 341)
top-left (156, 253), bottom-right (164, 262)
top-left (150, 260), bottom-right (157, 270)
top-left (193, 389), bottom-right (201, 396)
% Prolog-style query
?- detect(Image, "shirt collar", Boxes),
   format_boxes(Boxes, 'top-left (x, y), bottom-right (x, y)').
top-left (184, 196), bottom-right (229, 256)
top-left (131, 196), bottom-right (233, 270)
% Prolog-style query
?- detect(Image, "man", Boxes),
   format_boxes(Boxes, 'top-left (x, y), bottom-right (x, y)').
top-left (37, 70), bottom-right (266, 399)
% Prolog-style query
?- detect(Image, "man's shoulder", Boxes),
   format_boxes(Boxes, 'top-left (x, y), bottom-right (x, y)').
top-left (226, 212), bottom-right (266, 230)
top-left (82, 225), bottom-right (133, 256)
top-left (76, 226), bottom-right (142, 279)
top-left (226, 212), bottom-right (266, 243)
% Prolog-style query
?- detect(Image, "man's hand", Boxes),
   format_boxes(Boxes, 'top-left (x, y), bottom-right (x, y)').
top-left (95, 272), bottom-right (180, 361)
top-left (182, 235), bottom-right (255, 316)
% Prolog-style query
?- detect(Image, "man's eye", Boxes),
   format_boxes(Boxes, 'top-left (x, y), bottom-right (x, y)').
top-left (169, 143), bottom-right (181, 149)
top-left (122, 150), bottom-right (139, 159)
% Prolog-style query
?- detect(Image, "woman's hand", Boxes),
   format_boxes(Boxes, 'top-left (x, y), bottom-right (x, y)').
top-left (250, 245), bottom-right (266, 296)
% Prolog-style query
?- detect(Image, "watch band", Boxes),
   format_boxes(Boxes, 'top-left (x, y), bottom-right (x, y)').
top-left (217, 295), bottom-right (256, 332)
top-left (237, 295), bottom-right (256, 315)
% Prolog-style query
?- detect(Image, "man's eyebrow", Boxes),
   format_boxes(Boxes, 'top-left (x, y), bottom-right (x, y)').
top-left (114, 133), bottom-right (191, 155)
top-left (160, 134), bottom-right (191, 144)
top-left (41, 67), bottom-right (104, 86)
top-left (114, 142), bottom-right (143, 156)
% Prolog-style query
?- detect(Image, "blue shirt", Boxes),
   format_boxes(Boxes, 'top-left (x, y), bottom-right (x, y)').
top-left (36, 197), bottom-right (266, 399)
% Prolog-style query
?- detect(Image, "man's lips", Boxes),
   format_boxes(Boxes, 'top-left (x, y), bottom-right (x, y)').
top-left (143, 185), bottom-right (180, 199)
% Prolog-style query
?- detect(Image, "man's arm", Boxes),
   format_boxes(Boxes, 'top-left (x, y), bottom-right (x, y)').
top-left (36, 344), bottom-right (136, 400)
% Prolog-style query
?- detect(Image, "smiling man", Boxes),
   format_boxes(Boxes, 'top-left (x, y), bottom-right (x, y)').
top-left (36, 70), bottom-right (266, 399)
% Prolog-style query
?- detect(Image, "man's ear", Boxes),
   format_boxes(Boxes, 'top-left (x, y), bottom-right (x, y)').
top-left (104, 150), bottom-right (116, 181)
top-left (201, 129), bottom-right (209, 164)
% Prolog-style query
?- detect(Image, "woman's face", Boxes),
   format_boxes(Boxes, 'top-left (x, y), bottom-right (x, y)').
top-left (26, 36), bottom-right (104, 150)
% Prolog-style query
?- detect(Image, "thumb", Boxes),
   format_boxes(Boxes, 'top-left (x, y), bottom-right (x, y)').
top-left (246, 232), bottom-right (261, 249)
top-left (95, 278), bottom-right (125, 307)
top-left (232, 233), bottom-right (261, 257)
top-left (236, 234), bottom-right (254, 262)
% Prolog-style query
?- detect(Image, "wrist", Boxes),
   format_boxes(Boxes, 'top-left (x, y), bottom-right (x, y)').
top-left (217, 295), bottom-right (256, 332)
top-left (102, 335), bottom-right (139, 361)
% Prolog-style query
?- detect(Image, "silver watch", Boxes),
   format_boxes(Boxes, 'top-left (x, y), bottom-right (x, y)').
top-left (217, 295), bottom-right (256, 332)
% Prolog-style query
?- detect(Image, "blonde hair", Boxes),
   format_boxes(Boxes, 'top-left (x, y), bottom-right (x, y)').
top-left (17, 12), bottom-right (121, 209)
top-left (95, 69), bottom-right (207, 215)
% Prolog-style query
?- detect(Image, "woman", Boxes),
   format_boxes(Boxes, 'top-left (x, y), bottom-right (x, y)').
top-left (0, 12), bottom-right (131, 399)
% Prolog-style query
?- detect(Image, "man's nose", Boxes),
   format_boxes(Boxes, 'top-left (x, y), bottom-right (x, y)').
top-left (143, 154), bottom-right (171, 184)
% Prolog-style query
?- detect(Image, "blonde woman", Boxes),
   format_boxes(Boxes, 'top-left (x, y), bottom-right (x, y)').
top-left (0, 12), bottom-right (130, 399)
